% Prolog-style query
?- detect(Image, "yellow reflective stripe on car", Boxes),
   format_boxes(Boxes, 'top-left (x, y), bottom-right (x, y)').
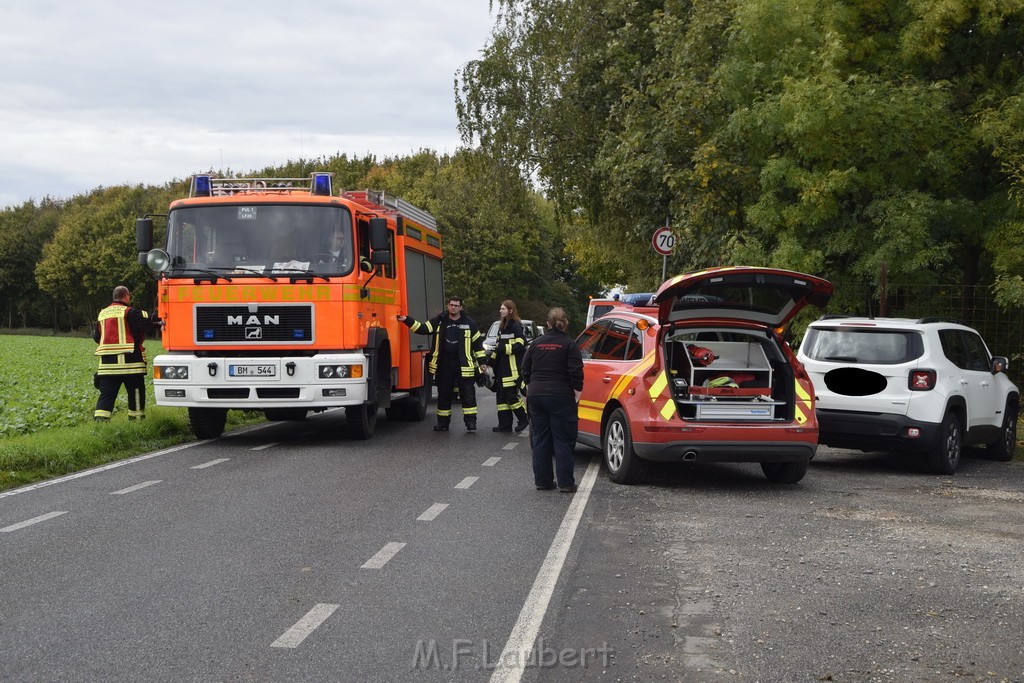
top-left (794, 379), bottom-right (811, 424)
top-left (646, 371), bottom-right (677, 421)
top-left (577, 401), bottom-right (604, 423)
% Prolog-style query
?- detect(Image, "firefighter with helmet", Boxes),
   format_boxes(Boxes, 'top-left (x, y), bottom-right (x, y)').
top-left (92, 285), bottom-right (160, 421)
top-left (399, 296), bottom-right (486, 432)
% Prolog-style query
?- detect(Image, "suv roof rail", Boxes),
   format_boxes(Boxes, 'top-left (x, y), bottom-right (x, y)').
top-left (915, 317), bottom-right (956, 324)
top-left (819, 314), bottom-right (860, 320)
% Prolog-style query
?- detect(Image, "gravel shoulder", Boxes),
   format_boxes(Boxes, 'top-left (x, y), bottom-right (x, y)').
top-left (542, 447), bottom-right (1024, 683)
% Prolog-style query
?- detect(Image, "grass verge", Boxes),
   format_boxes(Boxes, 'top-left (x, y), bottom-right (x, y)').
top-left (0, 407), bottom-right (264, 492)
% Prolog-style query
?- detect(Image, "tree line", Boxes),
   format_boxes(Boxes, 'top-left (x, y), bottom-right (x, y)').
top-left (4, 0), bottom-right (1024, 334)
top-left (0, 151), bottom-right (602, 333)
top-left (456, 0), bottom-right (1024, 313)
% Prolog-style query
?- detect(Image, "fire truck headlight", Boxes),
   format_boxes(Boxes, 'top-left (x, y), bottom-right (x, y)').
top-left (318, 364), bottom-right (363, 379)
top-left (155, 365), bottom-right (189, 380)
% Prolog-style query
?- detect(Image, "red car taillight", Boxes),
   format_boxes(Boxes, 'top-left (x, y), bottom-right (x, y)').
top-left (909, 369), bottom-right (936, 391)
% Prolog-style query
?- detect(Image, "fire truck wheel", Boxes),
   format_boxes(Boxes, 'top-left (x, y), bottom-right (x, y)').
top-left (188, 407), bottom-right (227, 439)
top-left (344, 403), bottom-right (378, 439)
top-left (603, 408), bottom-right (647, 484)
top-left (396, 383), bottom-right (429, 421)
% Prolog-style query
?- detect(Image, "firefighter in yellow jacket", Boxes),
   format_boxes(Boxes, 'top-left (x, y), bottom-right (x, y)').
top-left (399, 296), bottom-right (486, 432)
top-left (93, 285), bottom-right (159, 421)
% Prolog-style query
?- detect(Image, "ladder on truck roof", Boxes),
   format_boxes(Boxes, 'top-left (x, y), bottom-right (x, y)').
top-left (342, 190), bottom-right (438, 232)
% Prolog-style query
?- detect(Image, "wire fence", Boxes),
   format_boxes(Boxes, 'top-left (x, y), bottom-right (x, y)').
top-left (826, 281), bottom-right (1024, 387)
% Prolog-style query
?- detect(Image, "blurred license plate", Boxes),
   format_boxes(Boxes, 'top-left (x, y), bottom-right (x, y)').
top-left (229, 364), bottom-right (276, 377)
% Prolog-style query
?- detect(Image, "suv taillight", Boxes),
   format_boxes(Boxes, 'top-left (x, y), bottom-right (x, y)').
top-left (909, 369), bottom-right (936, 391)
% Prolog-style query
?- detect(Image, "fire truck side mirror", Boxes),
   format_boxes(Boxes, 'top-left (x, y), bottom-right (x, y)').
top-left (136, 218), bottom-right (154, 252)
top-left (368, 217), bottom-right (389, 250)
top-left (370, 250), bottom-right (390, 266)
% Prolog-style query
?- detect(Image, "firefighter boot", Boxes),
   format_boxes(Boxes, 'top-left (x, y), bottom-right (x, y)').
top-left (433, 420), bottom-right (450, 432)
top-left (514, 408), bottom-right (530, 433)
top-left (493, 409), bottom-right (513, 432)
top-left (465, 419), bottom-right (477, 432)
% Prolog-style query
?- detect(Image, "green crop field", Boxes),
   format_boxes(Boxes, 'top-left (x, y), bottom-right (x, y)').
top-left (0, 333), bottom-right (265, 491)
top-left (0, 335), bottom-right (168, 437)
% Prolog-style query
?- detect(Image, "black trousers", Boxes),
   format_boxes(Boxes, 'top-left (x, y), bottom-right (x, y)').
top-left (435, 363), bottom-right (478, 425)
top-left (94, 373), bottom-right (146, 419)
top-left (495, 381), bottom-right (527, 428)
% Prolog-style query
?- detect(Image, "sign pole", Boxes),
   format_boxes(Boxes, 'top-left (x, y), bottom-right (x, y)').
top-left (661, 217), bottom-right (669, 282)
top-left (652, 219), bottom-right (675, 282)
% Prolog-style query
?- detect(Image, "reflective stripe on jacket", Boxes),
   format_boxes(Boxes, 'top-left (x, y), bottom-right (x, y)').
top-left (404, 313), bottom-right (485, 377)
top-left (488, 319), bottom-right (526, 387)
top-left (94, 302), bottom-right (150, 375)
top-left (95, 303), bottom-right (137, 355)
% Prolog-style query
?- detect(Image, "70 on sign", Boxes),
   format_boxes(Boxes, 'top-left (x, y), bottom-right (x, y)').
top-left (652, 226), bottom-right (675, 256)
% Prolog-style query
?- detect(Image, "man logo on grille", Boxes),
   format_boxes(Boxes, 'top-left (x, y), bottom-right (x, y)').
top-left (245, 328), bottom-right (263, 339)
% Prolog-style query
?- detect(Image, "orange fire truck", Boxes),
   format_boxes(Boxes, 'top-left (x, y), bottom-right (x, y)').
top-left (135, 173), bottom-right (443, 440)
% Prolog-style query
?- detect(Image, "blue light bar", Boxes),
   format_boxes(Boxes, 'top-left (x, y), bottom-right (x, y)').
top-left (193, 175), bottom-right (213, 197)
top-left (311, 173), bottom-right (333, 196)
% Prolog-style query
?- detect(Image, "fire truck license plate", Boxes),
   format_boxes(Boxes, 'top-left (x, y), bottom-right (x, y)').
top-left (229, 364), bottom-right (276, 377)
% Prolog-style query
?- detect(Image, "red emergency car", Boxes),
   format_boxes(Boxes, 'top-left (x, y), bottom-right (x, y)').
top-left (575, 267), bottom-right (833, 484)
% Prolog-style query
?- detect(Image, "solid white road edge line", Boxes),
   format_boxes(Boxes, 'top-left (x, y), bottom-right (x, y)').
top-left (361, 542), bottom-right (406, 569)
top-left (0, 419), bottom-right (289, 501)
top-left (270, 603), bottom-right (340, 649)
top-left (0, 442), bottom-right (210, 500)
top-left (488, 459), bottom-right (599, 683)
top-left (1, 510), bottom-right (69, 533)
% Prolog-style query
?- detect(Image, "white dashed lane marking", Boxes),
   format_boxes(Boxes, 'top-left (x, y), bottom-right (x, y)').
top-left (1, 511), bottom-right (68, 533)
top-left (251, 443), bottom-right (279, 451)
top-left (361, 542), bottom-right (406, 569)
top-left (417, 504), bottom-right (449, 521)
top-left (270, 603), bottom-right (340, 648)
top-left (454, 476), bottom-right (479, 489)
top-left (110, 481), bottom-right (161, 495)
top-left (482, 457), bottom-right (502, 467)
top-left (502, 442), bottom-right (518, 450)
top-left (191, 458), bottom-right (230, 470)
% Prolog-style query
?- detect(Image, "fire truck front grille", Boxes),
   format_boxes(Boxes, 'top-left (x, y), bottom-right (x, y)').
top-left (256, 388), bottom-right (301, 399)
top-left (207, 388), bottom-right (250, 399)
top-left (194, 304), bottom-right (314, 344)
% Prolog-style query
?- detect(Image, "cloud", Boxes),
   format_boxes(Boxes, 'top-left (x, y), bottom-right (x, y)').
top-left (0, 0), bottom-right (496, 207)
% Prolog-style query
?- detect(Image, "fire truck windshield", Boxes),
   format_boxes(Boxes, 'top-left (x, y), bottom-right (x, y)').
top-left (165, 204), bottom-right (354, 276)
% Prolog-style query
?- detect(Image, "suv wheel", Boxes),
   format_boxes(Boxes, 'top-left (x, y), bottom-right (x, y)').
top-left (761, 460), bottom-right (809, 484)
top-left (603, 408), bottom-right (647, 484)
top-left (989, 401), bottom-right (1018, 462)
top-left (926, 412), bottom-right (962, 474)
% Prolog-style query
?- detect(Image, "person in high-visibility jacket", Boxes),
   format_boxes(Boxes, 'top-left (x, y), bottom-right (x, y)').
top-left (483, 299), bottom-right (530, 433)
top-left (92, 285), bottom-right (160, 421)
top-left (399, 296), bottom-right (486, 432)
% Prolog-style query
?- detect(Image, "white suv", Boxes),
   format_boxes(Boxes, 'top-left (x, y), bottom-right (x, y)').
top-left (797, 316), bottom-right (1019, 473)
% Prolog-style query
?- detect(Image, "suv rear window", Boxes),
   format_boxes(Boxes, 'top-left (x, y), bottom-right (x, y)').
top-left (801, 327), bottom-right (924, 364)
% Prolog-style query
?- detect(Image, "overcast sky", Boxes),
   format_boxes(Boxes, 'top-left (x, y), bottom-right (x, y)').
top-left (0, 1), bottom-right (498, 208)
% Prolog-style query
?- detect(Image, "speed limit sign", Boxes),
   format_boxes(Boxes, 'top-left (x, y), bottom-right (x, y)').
top-left (652, 226), bottom-right (676, 255)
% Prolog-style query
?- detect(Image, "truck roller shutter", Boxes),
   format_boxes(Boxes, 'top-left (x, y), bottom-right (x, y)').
top-left (404, 249), bottom-right (445, 352)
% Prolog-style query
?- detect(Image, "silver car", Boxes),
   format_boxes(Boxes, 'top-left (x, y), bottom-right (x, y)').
top-left (483, 319), bottom-right (540, 354)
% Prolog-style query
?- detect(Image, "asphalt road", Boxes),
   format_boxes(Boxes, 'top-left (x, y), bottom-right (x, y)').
top-left (2, 393), bottom-right (1023, 682)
